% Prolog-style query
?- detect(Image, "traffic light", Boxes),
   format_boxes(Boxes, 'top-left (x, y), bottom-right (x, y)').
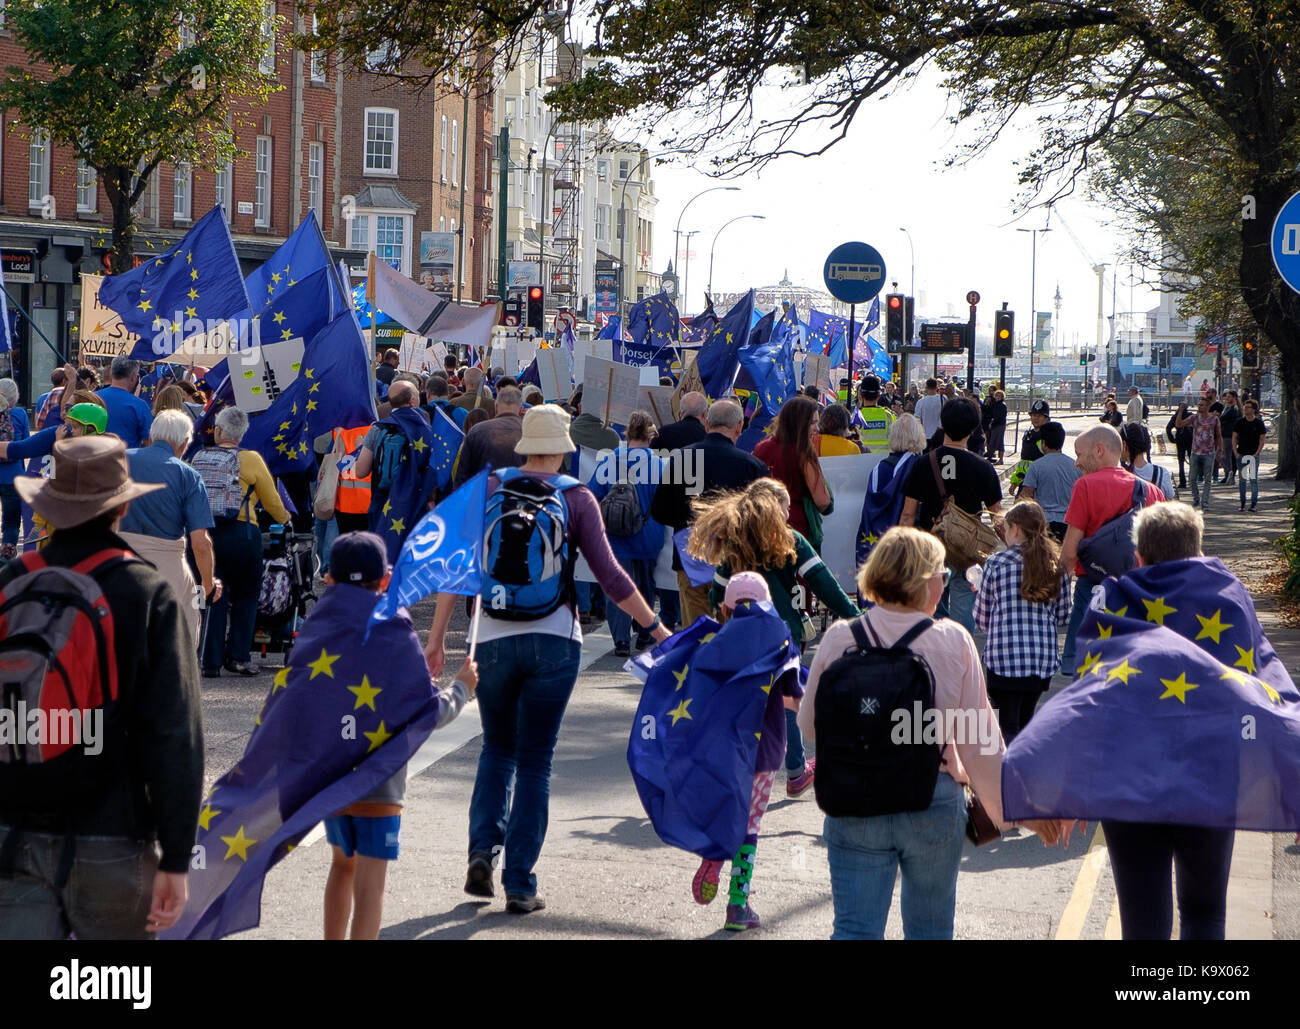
top-left (1243, 338), bottom-right (1258, 367)
top-left (1079, 351), bottom-right (1088, 366)
top-left (526, 285), bottom-right (545, 333)
top-left (885, 293), bottom-right (904, 347)
top-left (994, 308), bottom-right (1015, 358)
top-left (903, 296), bottom-right (915, 345)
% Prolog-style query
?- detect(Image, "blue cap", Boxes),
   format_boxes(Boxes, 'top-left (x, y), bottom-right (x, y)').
top-left (330, 531), bottom-right (389, 584)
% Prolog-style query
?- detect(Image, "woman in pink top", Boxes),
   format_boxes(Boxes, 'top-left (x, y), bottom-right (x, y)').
top-left (798, 527), bottom-right (1060, 939)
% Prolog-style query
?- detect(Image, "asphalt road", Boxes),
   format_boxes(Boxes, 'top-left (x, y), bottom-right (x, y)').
top-left (195, 409), bottom-right (1299, 940)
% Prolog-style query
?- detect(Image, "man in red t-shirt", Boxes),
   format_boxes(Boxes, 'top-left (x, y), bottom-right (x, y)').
top-left (1058, 425), bottom-right (1162, 674)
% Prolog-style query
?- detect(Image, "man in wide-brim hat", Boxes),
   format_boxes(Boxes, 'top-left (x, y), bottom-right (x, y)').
top-left (0, 435), bottom-right (204, 940)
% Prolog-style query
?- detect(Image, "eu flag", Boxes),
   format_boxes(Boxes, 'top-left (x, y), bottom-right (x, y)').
top-left (162, 582), bottom-right (452, 940)
top-left (695, 290), bottom-right (756, 400)
top-left (682, 307), bottom-right (718, 344)
top-left (241, 309), bottom-right (377, 475)
top-left (370, 405), bottom-right (441, 562)
top-left (737, 309), bottom-right (798, 415)
top-left (1002, 557), bottom-right (1300, 830)
top-left (351, 279), bottom-right (394, 326)
top-left (807, 308), bottom-right (848, 367)
top-left (255, 264), bottom-right (351, 353)
top-left (244, 212), bottom-right (342, 315)
top-left (597, 315), bottom-right (623, 341)
top-left (368, 468), bottom-right (489, 636)
top-left (627, 602), bottom-right (802, 859)
top-left (100, 206), bottom-right (251, 359)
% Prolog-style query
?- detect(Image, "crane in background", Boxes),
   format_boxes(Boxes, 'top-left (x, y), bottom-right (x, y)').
top-left (1048, 208), bottom-right (1109, 365)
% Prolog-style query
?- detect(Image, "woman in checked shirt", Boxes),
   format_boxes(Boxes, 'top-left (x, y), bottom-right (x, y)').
top-left (972, 501), bottom-right (1071, 742)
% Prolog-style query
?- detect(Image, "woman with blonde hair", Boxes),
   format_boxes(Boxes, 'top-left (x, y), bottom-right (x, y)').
top-left (151, 383), bottom-right (189, 417)
top-left (972, 501), bottom-right (1071, 742)
top-left (690, 477), bottom-right (859, 801)
top-left (0, 378), bottom-right (30, 559)
top-left (799, 526), bottom-right (1060, 939)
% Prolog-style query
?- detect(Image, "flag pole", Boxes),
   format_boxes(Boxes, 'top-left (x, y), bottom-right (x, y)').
top-left (467, 593), bottom-right (483, 663)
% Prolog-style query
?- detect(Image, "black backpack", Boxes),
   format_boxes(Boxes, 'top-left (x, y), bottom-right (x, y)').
top-left (813, 616), bottom-right (942, 818)
top-left (1077, 476), bottom-right (1152, 584)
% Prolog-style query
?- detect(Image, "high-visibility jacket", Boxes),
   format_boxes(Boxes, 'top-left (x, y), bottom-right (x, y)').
top-left (334, 425), bottom-right (373, 514)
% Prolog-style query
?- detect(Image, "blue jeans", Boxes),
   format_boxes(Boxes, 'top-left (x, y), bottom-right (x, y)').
top-left (468, 633), bottom-right (583, 897)
top-left (823, 774), bottom-right (968, 939)
top-left (313, 516), bottom-right (338, 575)
top-left (0, 827), bottom-right (158, 939)
top-left (1058, 577), bottom-right (1096, 674)
top-left (203, 519), bottom-right (263, 669)
top-left (1191, 453), bottom-right (1214, 509)
top-left (785, 708), bottom-right (806, 773)
top-left (0, 482), bottom-right (19, 547)
top-left (938, 568), bottom-right (975, 633)
top-left (1239, 456), bottom-right (1260, 507)
top-left (606, 555), bottom-right (656, 647)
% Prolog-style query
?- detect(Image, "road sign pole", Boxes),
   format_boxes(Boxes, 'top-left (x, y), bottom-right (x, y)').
top-left (847, 303), bottom-right (856, 410)
top-left (966, 302), bottom-right (977, 392)
top-left (999, 358), bottom-right (1007, 393)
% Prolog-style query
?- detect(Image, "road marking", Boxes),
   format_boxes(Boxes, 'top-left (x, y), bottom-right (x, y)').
top-left (1104, 895), bottom-right (1122, 940)
top-left (302, 630), bottom-right (617, 849)
top-left (1055, 823), bottom-right (1108, 940)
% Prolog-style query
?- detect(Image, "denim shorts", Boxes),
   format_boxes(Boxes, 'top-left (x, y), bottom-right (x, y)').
top-left (325, 815), bottom-right (401, 861)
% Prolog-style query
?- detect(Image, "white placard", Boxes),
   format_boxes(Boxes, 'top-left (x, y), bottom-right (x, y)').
top-left (819, 453), bottom-right (884, 593)
top-left (515, 338), bottom-right (537, 373)
top-left (802, 352), bottom-right (831, 390)
top-left (537, 348), bottom-right (569, 402)
top-left (399, 332), bottom-right (423, 371)
top-left (636, 386), bottom-right (675, 430)
top-left (591, 339), bottom-right (613, 362)
top-left (229, 337), bottom-right (305, 413)
top-left (581, 355), bottom-right (641, 426)
top-left (571, 338), bottom-right (592, 383)
top-left (428, 339), bottom-right (449, 367)
top-left (639, 365), bottom-right (661, 386)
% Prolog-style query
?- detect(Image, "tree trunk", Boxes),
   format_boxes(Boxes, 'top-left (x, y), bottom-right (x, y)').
top-left (1239, 176), bottom-right (1300, 479)
top-left (105, 167), bottom-right (137, 276)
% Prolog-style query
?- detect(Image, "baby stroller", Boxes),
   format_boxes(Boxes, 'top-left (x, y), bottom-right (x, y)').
top-left (253, 524), bottom-right (320, 665)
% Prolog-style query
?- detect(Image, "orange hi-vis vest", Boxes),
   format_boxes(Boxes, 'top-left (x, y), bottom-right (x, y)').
top-left (334, 425), bottom-right (373, 514)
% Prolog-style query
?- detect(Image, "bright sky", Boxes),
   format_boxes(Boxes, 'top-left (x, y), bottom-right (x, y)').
top-left (644, 64), bottom-right (1161, 352)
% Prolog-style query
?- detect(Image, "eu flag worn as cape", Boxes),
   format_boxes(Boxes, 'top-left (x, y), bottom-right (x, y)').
top-left (371, 405), bottom-right (441, 562)
top-left (695, 290), bottom-right (756, 400)
top-left (1002, 557), bottom-right (1300, 830)
top-left (241, 309), bottom-right (376, 475)
top-left (100, 206), bottom-right (251, 359)
top-left (628, 602), bottom-right (802, 860)
top-left (162, 583), bottom-right (449, 940)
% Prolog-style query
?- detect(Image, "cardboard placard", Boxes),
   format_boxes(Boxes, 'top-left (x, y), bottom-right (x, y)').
top-left (581, 355), bottom-right (641, 426)
top-left (637, 385), bottom-right (674, 430)
top-left (802, 352), bottom-right (831, 390)
top-left (399, 332), bottom-right (424, 371)
top-left (591, 339), bottom-right (613, 362)
top-left (571, 337), bottom-right (592, 383)
top-left (77, 273), bottom-right (139, 360)
top-left (229, 337), bottom-right (305, 413)
top-left (537, 347), bottom-right (570, 402)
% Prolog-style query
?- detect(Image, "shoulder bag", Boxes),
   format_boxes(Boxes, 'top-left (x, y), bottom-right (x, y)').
top-left (928, 450), bottom-right (1001, 571)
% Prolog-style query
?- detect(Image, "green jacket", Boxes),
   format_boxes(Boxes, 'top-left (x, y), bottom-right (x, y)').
top-left (711, 531), bottom-right (860, 646)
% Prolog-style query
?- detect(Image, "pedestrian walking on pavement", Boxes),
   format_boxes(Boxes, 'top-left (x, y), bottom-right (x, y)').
top-left (1233, 399), bottom-right (1268, 512)
top-left (424, 404), bottom-right (670, 914)
top-left (1176, 397), bottom-right (1222, 512)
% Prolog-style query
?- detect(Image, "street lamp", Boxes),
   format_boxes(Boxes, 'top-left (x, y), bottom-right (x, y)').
top-left (707, 214), bottom-right (766, 301)
top-left (681, 229), bottom-right (700, 307)
top-left (617, 147), bottom-right (680, 324)
top-left (1016, 224), bottom-right (1051, 400)
top-left (677, 186), bottom-right (740, 311)
top-left (897, 227), bottom-right (915, 299)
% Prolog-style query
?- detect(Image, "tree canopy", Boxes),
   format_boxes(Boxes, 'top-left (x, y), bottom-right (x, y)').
top-left (1, 0), bottom-right (278, 271)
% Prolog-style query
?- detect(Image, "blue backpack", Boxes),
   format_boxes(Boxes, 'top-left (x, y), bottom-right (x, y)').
top-left (373, 426), bottom-right (409, 493)
top-left (482, 469), bottom-right (582, 620)
top-left (856, 451), bottom-right (917, 568)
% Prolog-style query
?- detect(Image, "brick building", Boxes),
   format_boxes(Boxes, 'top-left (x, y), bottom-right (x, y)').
top-left (0, 1), bottom-right (351, 398)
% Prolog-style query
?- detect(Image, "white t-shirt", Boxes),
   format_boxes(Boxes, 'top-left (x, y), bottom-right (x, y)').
top-left (914, 393), bottom-right (944, 437)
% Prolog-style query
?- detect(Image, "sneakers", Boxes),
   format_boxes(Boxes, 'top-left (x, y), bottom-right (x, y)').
top-left (464, 852), bottom-right (495, 898)
top-left (614, 641), bottom-right (631, 658)
top-left (223, 661), bottom-right (259, 676)
top-left (506, 893), bottom-right (546, 914)
top-left (724, 902), bottom-right (761, 931)
top-left (786, 759), bottom-right (816, 797)
top-left (692, 859), bottom-right (724, 905)
top-left (1250, 502), bottom-right (1258, 512)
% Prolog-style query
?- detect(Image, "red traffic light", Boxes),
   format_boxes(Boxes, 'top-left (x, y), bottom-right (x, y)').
top-left (888, 296), bottom-right (902, 309)
top-left (529, 286), bottom-right (543, 300)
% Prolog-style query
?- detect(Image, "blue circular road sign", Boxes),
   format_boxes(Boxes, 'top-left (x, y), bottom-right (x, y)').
top-left (1271, 190), bottom-right (1300, 294)
top-left (823, 241), bottom-right (887, 305)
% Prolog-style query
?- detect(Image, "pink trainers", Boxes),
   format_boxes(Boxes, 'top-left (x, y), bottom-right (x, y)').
top-left (786, 759), bottom-right (816, 797)
top-left (692, 858), bottom-right (724, 904)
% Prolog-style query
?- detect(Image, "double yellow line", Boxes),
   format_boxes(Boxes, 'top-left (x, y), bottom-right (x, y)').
top-left (1054, 824), bottom-right (1122, 940)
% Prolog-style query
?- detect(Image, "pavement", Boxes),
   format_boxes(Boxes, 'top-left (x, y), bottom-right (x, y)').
top-left (196, 409), bottom-right (1300, 940)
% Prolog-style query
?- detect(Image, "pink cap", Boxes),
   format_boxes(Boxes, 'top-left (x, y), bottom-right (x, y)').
top-left (724, 571), bottom-right (771, 608)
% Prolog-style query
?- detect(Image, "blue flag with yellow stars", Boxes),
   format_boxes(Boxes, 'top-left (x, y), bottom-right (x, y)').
top-left (100, 206), bottom-right (251, 360)
top-left (806, 308), bottom-right (848, 367)
top-left (627, 602), bottom-right (803, 860)
top-left (368, 468), bottom-right (488, 637)
top-left (187, 360), bottom-right (233, 457)
top-left (161, 582), bottom-right (450, 940)
top-left (244, 211), bottom-right (343, 315)
top-left (695, 289), bottom-right (756, 401)
top-left (596, 315), bottom-right (623, 341)
top-left (370, 405), bottom-right (440, 562)
top-left (737, 309), bottom-right (798, 415)
top-left (620, 292), bottom-right (680, 370)
top-left (1003, 556), bottom-right (1300, 829)
top-left (241, 309), bottom-right (377, 476)
top-left (682, 307), bottom-right (718, 344)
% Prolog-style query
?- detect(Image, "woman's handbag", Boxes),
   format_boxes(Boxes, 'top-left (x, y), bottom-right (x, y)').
top-left (965, 787), bottom-right (1000, 845)
top-left (928, 452), bottom-right (1001, 571)
top-left (313, 433), bottom-right (342, 521)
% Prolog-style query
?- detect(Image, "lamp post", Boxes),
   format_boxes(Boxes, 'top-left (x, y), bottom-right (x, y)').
top-left (1016, 225), bottom-right (1050, 401)
top-left (898, 227), bottom-right (915, 299)
top-left (616, 147), bottom-right (678, 324)
top-left (681, 229), bottom-right (700, 310)
top-left (676, 186), bottom-right (739, 311)
top-left (707, 214), bottom-right (766, 301)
